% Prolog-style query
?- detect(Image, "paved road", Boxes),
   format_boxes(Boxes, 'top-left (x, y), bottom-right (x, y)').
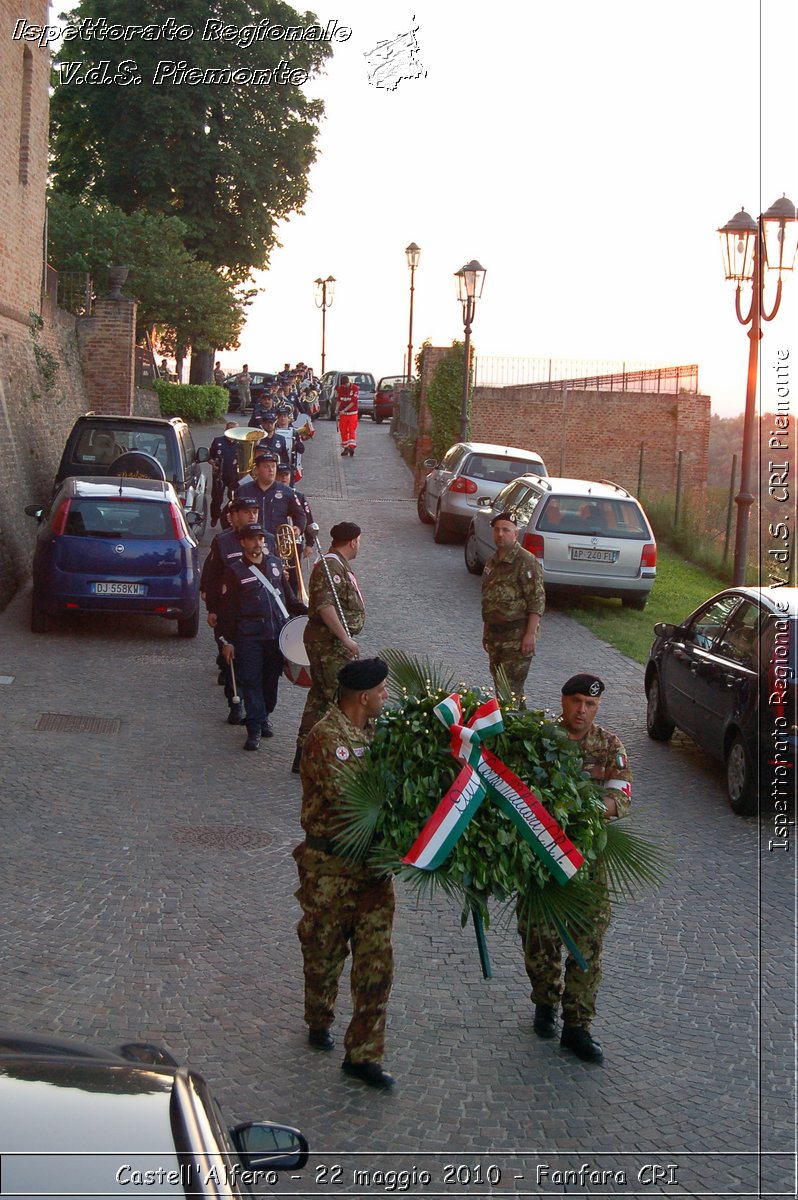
top-left (0, 417), bottom-right (792, 1197)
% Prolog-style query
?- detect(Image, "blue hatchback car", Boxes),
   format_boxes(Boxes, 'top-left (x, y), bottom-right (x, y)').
top-left (26, 477), bottom-right (201, 636)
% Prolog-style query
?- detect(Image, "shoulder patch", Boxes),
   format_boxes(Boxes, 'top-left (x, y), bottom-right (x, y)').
top-left (335, 746), bottom-right (350, 761)
top-left (616, 753), bottom-right (627, 769)
top-left (333, 574), bottom-right (341, 584)
top-left (353, 746), bottom-right (365, 757)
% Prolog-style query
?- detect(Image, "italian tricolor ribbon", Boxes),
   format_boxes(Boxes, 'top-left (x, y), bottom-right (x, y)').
top-left (403, 694), bottom-right (584, 885)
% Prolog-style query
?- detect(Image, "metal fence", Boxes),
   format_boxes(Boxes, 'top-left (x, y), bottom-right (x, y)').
top-left (474, 357), bottom-right (700, 394)
top-left (56, 271), bottom-right (94, 316)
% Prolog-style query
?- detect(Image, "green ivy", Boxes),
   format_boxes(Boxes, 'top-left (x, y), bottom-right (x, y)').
top-left (423, 340), bottom-right (470, 458)
top-left (29, 312), bottom-right (61, 398)
top-left (154, 380), bottom-right (228, 422)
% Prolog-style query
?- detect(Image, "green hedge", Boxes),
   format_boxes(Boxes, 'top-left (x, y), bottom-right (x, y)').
top-left (153, 380), bottom-right (228, 422)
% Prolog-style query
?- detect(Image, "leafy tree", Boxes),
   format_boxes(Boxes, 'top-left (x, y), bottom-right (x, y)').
top-left (47, 194), bottom-right (252, 351)
top-left (49, 0), bottom-right (332, 277)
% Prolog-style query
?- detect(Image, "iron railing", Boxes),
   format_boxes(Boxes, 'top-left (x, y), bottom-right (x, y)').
top-left (474, 356), bottom-right (699, 394)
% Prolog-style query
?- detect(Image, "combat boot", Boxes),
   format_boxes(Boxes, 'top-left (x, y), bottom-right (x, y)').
top-left (341, 1060), bottom-right (394, 1089)
top-left (227, 702), bottom-right (245, 725)
top-left (560, 1025), bottom-right (603, 1063)
top-left (308, 1028), bottom-right (335, 1051)
top-left (533, 1004), bottom-right (557, 1038)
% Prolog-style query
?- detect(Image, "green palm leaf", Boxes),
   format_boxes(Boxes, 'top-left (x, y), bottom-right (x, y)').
top-left (377, 648), bottom-right (455, 700)
top-left (600, 822), bottom-right (670, 898)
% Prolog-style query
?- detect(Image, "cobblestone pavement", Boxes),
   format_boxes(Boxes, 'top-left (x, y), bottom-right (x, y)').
top-left (0, 417), bottom-right (793, 1198)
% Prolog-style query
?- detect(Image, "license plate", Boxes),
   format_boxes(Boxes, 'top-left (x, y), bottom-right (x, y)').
top-left (570, 548), bottom-right (618, 563)
top-left (90, 582), bottom-right (147, 595)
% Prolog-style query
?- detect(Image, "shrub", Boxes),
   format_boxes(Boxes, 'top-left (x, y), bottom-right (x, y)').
top-left (154, 381), bottom-right (228, 422)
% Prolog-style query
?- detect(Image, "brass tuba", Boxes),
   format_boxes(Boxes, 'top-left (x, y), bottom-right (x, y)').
top-left (276, 523), bottom-right (309, 605)
top-left (224, 426), bottom-right (264, 477)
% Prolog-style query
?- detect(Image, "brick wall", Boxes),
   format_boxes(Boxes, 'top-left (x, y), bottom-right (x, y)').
top-left (77, 298), bottom-right (138, 416)
top-left (470, 385), bottom-right (710, 496)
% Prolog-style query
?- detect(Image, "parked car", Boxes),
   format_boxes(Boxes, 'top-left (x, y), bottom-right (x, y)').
top-left (25, 477), bottom-right (202, 637)
top-left (0, 1031), bottom-right (308, 1198)
top-left (224, 371), bottom-right (277, 413)
top-left (464, 475), bottom-right (656, 609)
top-left (55, 414), bottom-right (210, 538)
top-left (645, 587), bottom-right (797, 814)
top-left (373, 376), bottom-right (415, 423)
top-left (418, 442), bottom-right (548, 544)
top-left (318, 371), bottom-right (377, 419)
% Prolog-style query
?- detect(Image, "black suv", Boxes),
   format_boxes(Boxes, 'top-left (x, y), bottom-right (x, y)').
top-left (55, 414), bottom-right (210, 538)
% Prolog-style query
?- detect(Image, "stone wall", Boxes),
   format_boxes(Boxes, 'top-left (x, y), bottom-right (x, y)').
top-left (471, 385), bottom-right (711, 497)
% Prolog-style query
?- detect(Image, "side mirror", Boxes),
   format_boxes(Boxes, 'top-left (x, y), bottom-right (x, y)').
top-left (476, 496), bottom-right (493, 508)
top-left (185, 511), bottom-right (202, 527)
top-left (25, 503), bottom-right (45, 521)
top-left (653, 622), bottom-right (677, 638)
top-left (230, 1123), bottom-right (309, 1173)
top-left (196, 447), bottom-right (210, 463)
top-left (421, 458), bottom-right (436, 469)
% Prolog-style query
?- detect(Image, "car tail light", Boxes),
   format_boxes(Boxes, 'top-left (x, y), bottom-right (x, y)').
top-left (51, 498), bottom-right (72, 535)
top-left (168, 503), bottom-right (186, 539)
top-left (449, 476), bottom-right (478, 495)
top-left (522, 532), bottom-right (545, 559)
top-left (641, 543), bottom-right (657, 568)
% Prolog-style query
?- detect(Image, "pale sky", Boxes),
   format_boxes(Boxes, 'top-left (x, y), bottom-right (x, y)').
top-left (223, 0), bottom-right (798, 418)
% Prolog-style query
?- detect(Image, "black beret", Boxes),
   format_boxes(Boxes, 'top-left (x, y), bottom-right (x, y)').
top-left (236, 523), bottom-right (266, 541)
top-left (330, 521), bottom-right (361, 544)
top-left (338, 657), bottom-right (389, 692)
top-left (490, 510), bottom-right (518, 527)
top-left (275, 461), bottom-right (291, 473)
top-left (254, 450), bottom-right (279, 464)
top-left (228, 496), bottom-right (260, 511)
top-left (562, 673), bottom-right (605, 698)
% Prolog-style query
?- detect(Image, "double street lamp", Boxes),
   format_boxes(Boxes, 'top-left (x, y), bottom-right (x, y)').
top-left (313, 275), bottom-right (336, 375)
top-left (405, 242), bottom-right (421, 380)
top-left (717, 195), bottom-right (797, 585)
top-left (455, 259), bottom-right (487, 442)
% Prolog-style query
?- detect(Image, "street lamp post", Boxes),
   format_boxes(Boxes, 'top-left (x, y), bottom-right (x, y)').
top-left (405, 242), bottom-right (421, 380)
top-left (717, 196), bottom-right (797, 585)
top-left (454, 260), bottom-right (486, 442)
top-left (313, 275), bottom-right (336, 375)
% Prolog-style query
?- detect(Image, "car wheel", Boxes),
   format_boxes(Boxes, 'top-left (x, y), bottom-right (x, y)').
top-left (622, 592), bottom-right (649, 611)
top-left (645, 673), bottom-right (674, 741)
top-left (375, 414), bottom-right (384, 424)
top-left (192, 495), bottom-right (208, 542)
top-left (177, 607), bottom-right (200, 638)
top-left (417, 487), bottom-right (434, 525)
top-left (725, 732), bottom-right (757, 815)
top-left (464, 526), bottom-right (484, 575)
top-left (433, 503), bottom-right (454, 544)
top-left (30, 587), bottom-right (51, 633)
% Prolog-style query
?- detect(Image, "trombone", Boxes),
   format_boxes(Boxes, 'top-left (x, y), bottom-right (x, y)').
top-left (276, 523), bottom-right (309, 605)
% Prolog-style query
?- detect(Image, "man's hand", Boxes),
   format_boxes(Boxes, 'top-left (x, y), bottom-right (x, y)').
top-left (520, 630), bottom-right (537, 655)
top-left (221, 642), bottom-right (235, 664)
top-left (207, 612), bottom-right (218, 628)
top-left (303, 543), bottom-right (313, 559)
top-left (343, 637), bottom-right (359, 658)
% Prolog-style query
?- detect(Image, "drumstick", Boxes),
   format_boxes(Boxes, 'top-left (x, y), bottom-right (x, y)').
top-left (229, 659), bottom-right (240, 704)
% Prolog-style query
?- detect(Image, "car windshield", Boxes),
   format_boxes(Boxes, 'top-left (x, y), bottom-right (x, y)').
top-left (72, 427), bottom-right (176, 475)
top-left (538, 496), bottom-right (649, 538)
top-left (62, 499), bottom-right (175, 539)
top-left (346, 375), bottom-right (375, 390)
top-left (463, 455), bottom-right (544, 484)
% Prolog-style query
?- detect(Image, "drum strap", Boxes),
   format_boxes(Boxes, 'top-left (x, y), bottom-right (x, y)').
top-left (248, 564), bottom-right (289, 620)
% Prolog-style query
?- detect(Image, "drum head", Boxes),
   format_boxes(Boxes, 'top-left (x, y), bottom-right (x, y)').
top-left (279, 616), bottom-right (310, 665)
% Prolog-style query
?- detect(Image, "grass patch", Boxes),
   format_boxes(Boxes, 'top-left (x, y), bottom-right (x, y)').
top-left (549, 547), bottom-right (729, 665)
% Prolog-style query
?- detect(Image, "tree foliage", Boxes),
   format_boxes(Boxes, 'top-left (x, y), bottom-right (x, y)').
top-left (49, 0), bottom-right (332, 276)
top-left (47, 194), bottom-right (252, 351)
top-left (423, 341), bottom-right (470, 459)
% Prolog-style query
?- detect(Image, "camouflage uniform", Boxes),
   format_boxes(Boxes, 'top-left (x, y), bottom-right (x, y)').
top-left (293, 705), bottom-right (394, 1062)
top-left (297, 553), bottom-right (366, 745)
top-left (517, 722), bottom-right (632, 1028)
top-left (481, 542), bottom-right (545, 704)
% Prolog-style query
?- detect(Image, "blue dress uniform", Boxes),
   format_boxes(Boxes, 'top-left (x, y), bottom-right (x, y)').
top-left (235, 477), bottom-right (307, 540)
top-left (208, 435), bottom-right (240, 525)
top-left (218, 539), bottom-right (307, 746)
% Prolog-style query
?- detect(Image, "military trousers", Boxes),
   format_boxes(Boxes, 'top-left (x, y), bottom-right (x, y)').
top-left (516, 886), bottom-right (611, 1029)
top-left (485, 619), bottom-right (534, 706)
top-left (294, 848), bottom-right (395, 1063)
top-left (296, 638), bottom-right (354, 747)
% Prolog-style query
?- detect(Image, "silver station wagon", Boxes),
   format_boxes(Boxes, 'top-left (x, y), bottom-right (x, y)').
top-left (417, 441), bottom-right (548, 543)
top-left (464, 475), bottom-right (657, 609)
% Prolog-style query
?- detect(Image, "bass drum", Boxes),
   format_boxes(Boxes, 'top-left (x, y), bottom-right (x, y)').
top-left (279, 616), bottom-right (312, 688)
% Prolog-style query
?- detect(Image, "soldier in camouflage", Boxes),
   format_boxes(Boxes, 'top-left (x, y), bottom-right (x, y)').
top-left (517, 672), bottom-right (633, 1064)
top-left (481, 511), bottom-right (545, 706)
top-left (293, 657), bottom-right (396, 1089)
top-left (291, 521), bottom-right (366, 772)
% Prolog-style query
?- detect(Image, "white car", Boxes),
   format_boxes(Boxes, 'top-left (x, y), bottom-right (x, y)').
top-left (464, 475), bottom-right (657, 610)
top-left (417, 442), bottom-right (548, 543)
